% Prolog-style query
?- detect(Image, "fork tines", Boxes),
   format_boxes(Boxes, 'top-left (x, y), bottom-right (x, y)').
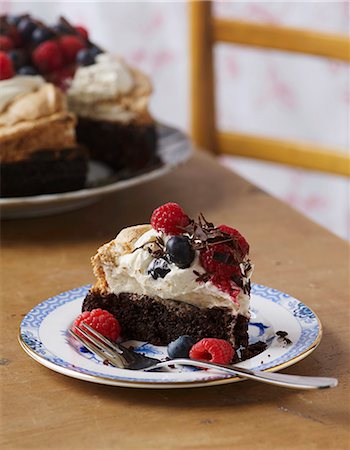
top-left (69, 323), bottom-right (128, 369)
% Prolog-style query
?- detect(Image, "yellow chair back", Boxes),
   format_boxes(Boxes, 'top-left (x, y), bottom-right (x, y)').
top-left (190, 2), bottom-right (350, 176)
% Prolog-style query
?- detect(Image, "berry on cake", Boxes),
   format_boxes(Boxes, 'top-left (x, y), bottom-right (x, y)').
top-left (82, 203), bottom-right (253, 354)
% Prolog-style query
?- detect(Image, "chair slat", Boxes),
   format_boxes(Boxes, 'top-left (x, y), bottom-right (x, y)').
top-left (213, 19), bottom-right (350, 62)
top-left (217, 132), bottom-right (350, 176)
top-left (190, 1), bottom-right (217, 153)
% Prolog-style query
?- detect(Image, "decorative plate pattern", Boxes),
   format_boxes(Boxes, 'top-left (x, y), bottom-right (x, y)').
top-left (1, 124), bottom-right (191, 219)
top-left (19, 283), bottom-right (322, 389)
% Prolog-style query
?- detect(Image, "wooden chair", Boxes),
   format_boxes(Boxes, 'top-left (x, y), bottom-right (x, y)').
top-left (190, 2), bottom-right (350, 176)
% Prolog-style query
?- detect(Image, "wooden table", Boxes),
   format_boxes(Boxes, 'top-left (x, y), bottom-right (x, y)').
top-left (1, 152), bottom-right (349, 449)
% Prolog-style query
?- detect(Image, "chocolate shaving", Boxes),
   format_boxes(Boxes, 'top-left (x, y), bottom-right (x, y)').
top-left (213, 252), bottom-right (236, 265)
top-left (193, 270), bottom-right (211, 283)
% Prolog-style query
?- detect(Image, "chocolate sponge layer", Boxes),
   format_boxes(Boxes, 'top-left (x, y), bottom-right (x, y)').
top-left (82, 291), bottom-right (249, 347)
top-left (0, 147), bottom-right (87, 197)
top-left (75, 118), bottom-right (160, 176)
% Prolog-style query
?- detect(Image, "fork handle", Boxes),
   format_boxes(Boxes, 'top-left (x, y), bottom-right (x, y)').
top-left (170, 359), bottom-right (338, 390)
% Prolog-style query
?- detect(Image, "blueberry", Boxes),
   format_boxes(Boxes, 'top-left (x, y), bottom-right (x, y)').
top-left (167, 336), bottom-right (197, 359)
top-left (31, 27), bottom-right (54, 45)
top-left (147, 258), bottom-right (171, 280)
top-left (7, 49), bottom-right (27, 70)
top-left (76, 48), bottom-right (96, 66)
top-left (18, 17), bottom-right (37, 40)
top-left (89, 46), bottom-right (103, 57)
top-left (52, 23), bottom-right (71, 34)
top-left (18, 65), bottom-right (38, 75)
top-left (166, 236), bottom-right (195, 269)
top-left (6, 15), bottom-right (22, 26)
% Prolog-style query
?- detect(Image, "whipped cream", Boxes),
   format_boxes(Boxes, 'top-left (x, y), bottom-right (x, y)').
top-left (67, 53), bottom-right (151, 123)
top-left (98, 228), bottom-right (251, 317)
top-left (68, 53), bottom-right (134, 102)
top-left (0, 81), bottom-right (68, 127)
top-left (0, 75), bottom-right (45, 113)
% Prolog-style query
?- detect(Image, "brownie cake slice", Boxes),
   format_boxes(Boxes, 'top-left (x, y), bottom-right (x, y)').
top-left (0, 75), bottom-right (87, 197)
top-left (82, 203), bottom-right (253, 349)
top-left (67, 53), bottom-right (159, 177)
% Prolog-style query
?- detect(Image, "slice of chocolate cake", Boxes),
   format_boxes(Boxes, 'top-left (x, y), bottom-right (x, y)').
top-left (82, 203), bottom-right (253, 349)
top-left (67, 53), bottom-right (159, 178)
top-left (0, 76), bottom-right (87, 197)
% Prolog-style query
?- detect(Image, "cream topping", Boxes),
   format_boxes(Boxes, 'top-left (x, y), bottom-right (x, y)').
top-left (98, 228), bottom-right (251, 317)
top-left (0, 78), bottom-right (68, 127)
top-left (0, 75), bottom-right (45, 113)
top-left (67, 53), bottom-right (134, 103)
top-left (67, 53), bottom-right (152, 123)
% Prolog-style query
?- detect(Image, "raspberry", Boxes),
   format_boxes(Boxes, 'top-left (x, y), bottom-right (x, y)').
top-left (200, 243), bottom-right (239, 278)
top-left (189, 338), bottom-right (234, 364)
top-left (32, 40), bottom-right (63, 73)
top-left (0, 52), bottom-right (14, 80)
top-left (211, 274), bottom-right (240, 301)
top-left (75, 25), bottom-right (88, 40)
top-left (151, 202), bottom-right (190, 235)
top-left (46, 65), bottom-right (75, 91)
top-left (58, 35), bottom-right (85, 63)
top-left (0, 35), bottom-right (14, 51)
top-left (6, 25), bottom-right (22, 47)
top-left (218, 225), bottom-right (249, 257)
top-left (73, 308), bottom-right (121, 341)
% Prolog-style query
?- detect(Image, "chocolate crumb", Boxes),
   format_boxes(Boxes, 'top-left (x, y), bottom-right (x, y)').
top-left (276, 331), bottom-right (288, 338)
top-left (276, 330), bottom-right (292, 346)
top-left (233, 341), bottom-right (267, 363)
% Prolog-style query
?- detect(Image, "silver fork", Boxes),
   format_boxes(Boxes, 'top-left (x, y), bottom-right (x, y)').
top-left (69, 323), bottom-right (338, 390)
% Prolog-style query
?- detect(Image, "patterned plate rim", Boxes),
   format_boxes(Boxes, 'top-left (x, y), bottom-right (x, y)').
top-left (18, 284), bottom-right (322, 389)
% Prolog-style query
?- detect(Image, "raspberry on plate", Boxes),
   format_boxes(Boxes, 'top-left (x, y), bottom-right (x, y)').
top-left (73, 308), bottom-right (121, 341)
top-left (151, 202), bottom-right (190, 235)
top-left (189, 338), bottom-right (234, 364)
top-left (0, 52), bottom-right (14, 80)
top-left (58, 35), bottom-right (85, 63)
top-left (32, 40), bottom-right (64, 73)
top-left (218, 224), bottom-right (249, 258)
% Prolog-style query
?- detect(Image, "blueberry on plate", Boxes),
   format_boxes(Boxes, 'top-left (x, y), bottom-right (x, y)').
top-left (147, 258), bottom-right (171, 280)
top-left (166, 236), bottom-right (195, 269)
top-left (167, 336), bottom-right (198, 359)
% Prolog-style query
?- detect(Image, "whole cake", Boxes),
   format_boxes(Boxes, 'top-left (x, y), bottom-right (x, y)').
top-left (82, 203), bottom-right (253, 349)
top-left (0, 14), bottom-right (159, 196)
top-left (0, 75), bottom-right (87, 197)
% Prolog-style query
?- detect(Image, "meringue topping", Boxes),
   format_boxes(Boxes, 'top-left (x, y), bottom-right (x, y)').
top-left (67, 53), bottom-right (153, 123)
top-left (0, 75), bottom-right (45, 113)
top-left (0, 82), bottom-right (67, 127)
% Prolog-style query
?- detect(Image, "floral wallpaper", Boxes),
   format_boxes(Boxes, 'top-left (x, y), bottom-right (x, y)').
top-left (3, 1), bottom-right (349, 240)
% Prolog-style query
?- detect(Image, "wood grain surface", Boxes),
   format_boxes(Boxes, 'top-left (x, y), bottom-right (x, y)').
top-left (1, 152), bottom-right (349, 450)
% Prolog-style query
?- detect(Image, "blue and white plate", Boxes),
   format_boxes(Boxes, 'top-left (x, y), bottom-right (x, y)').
top-left (19, 284), bottom-right (322, 389)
